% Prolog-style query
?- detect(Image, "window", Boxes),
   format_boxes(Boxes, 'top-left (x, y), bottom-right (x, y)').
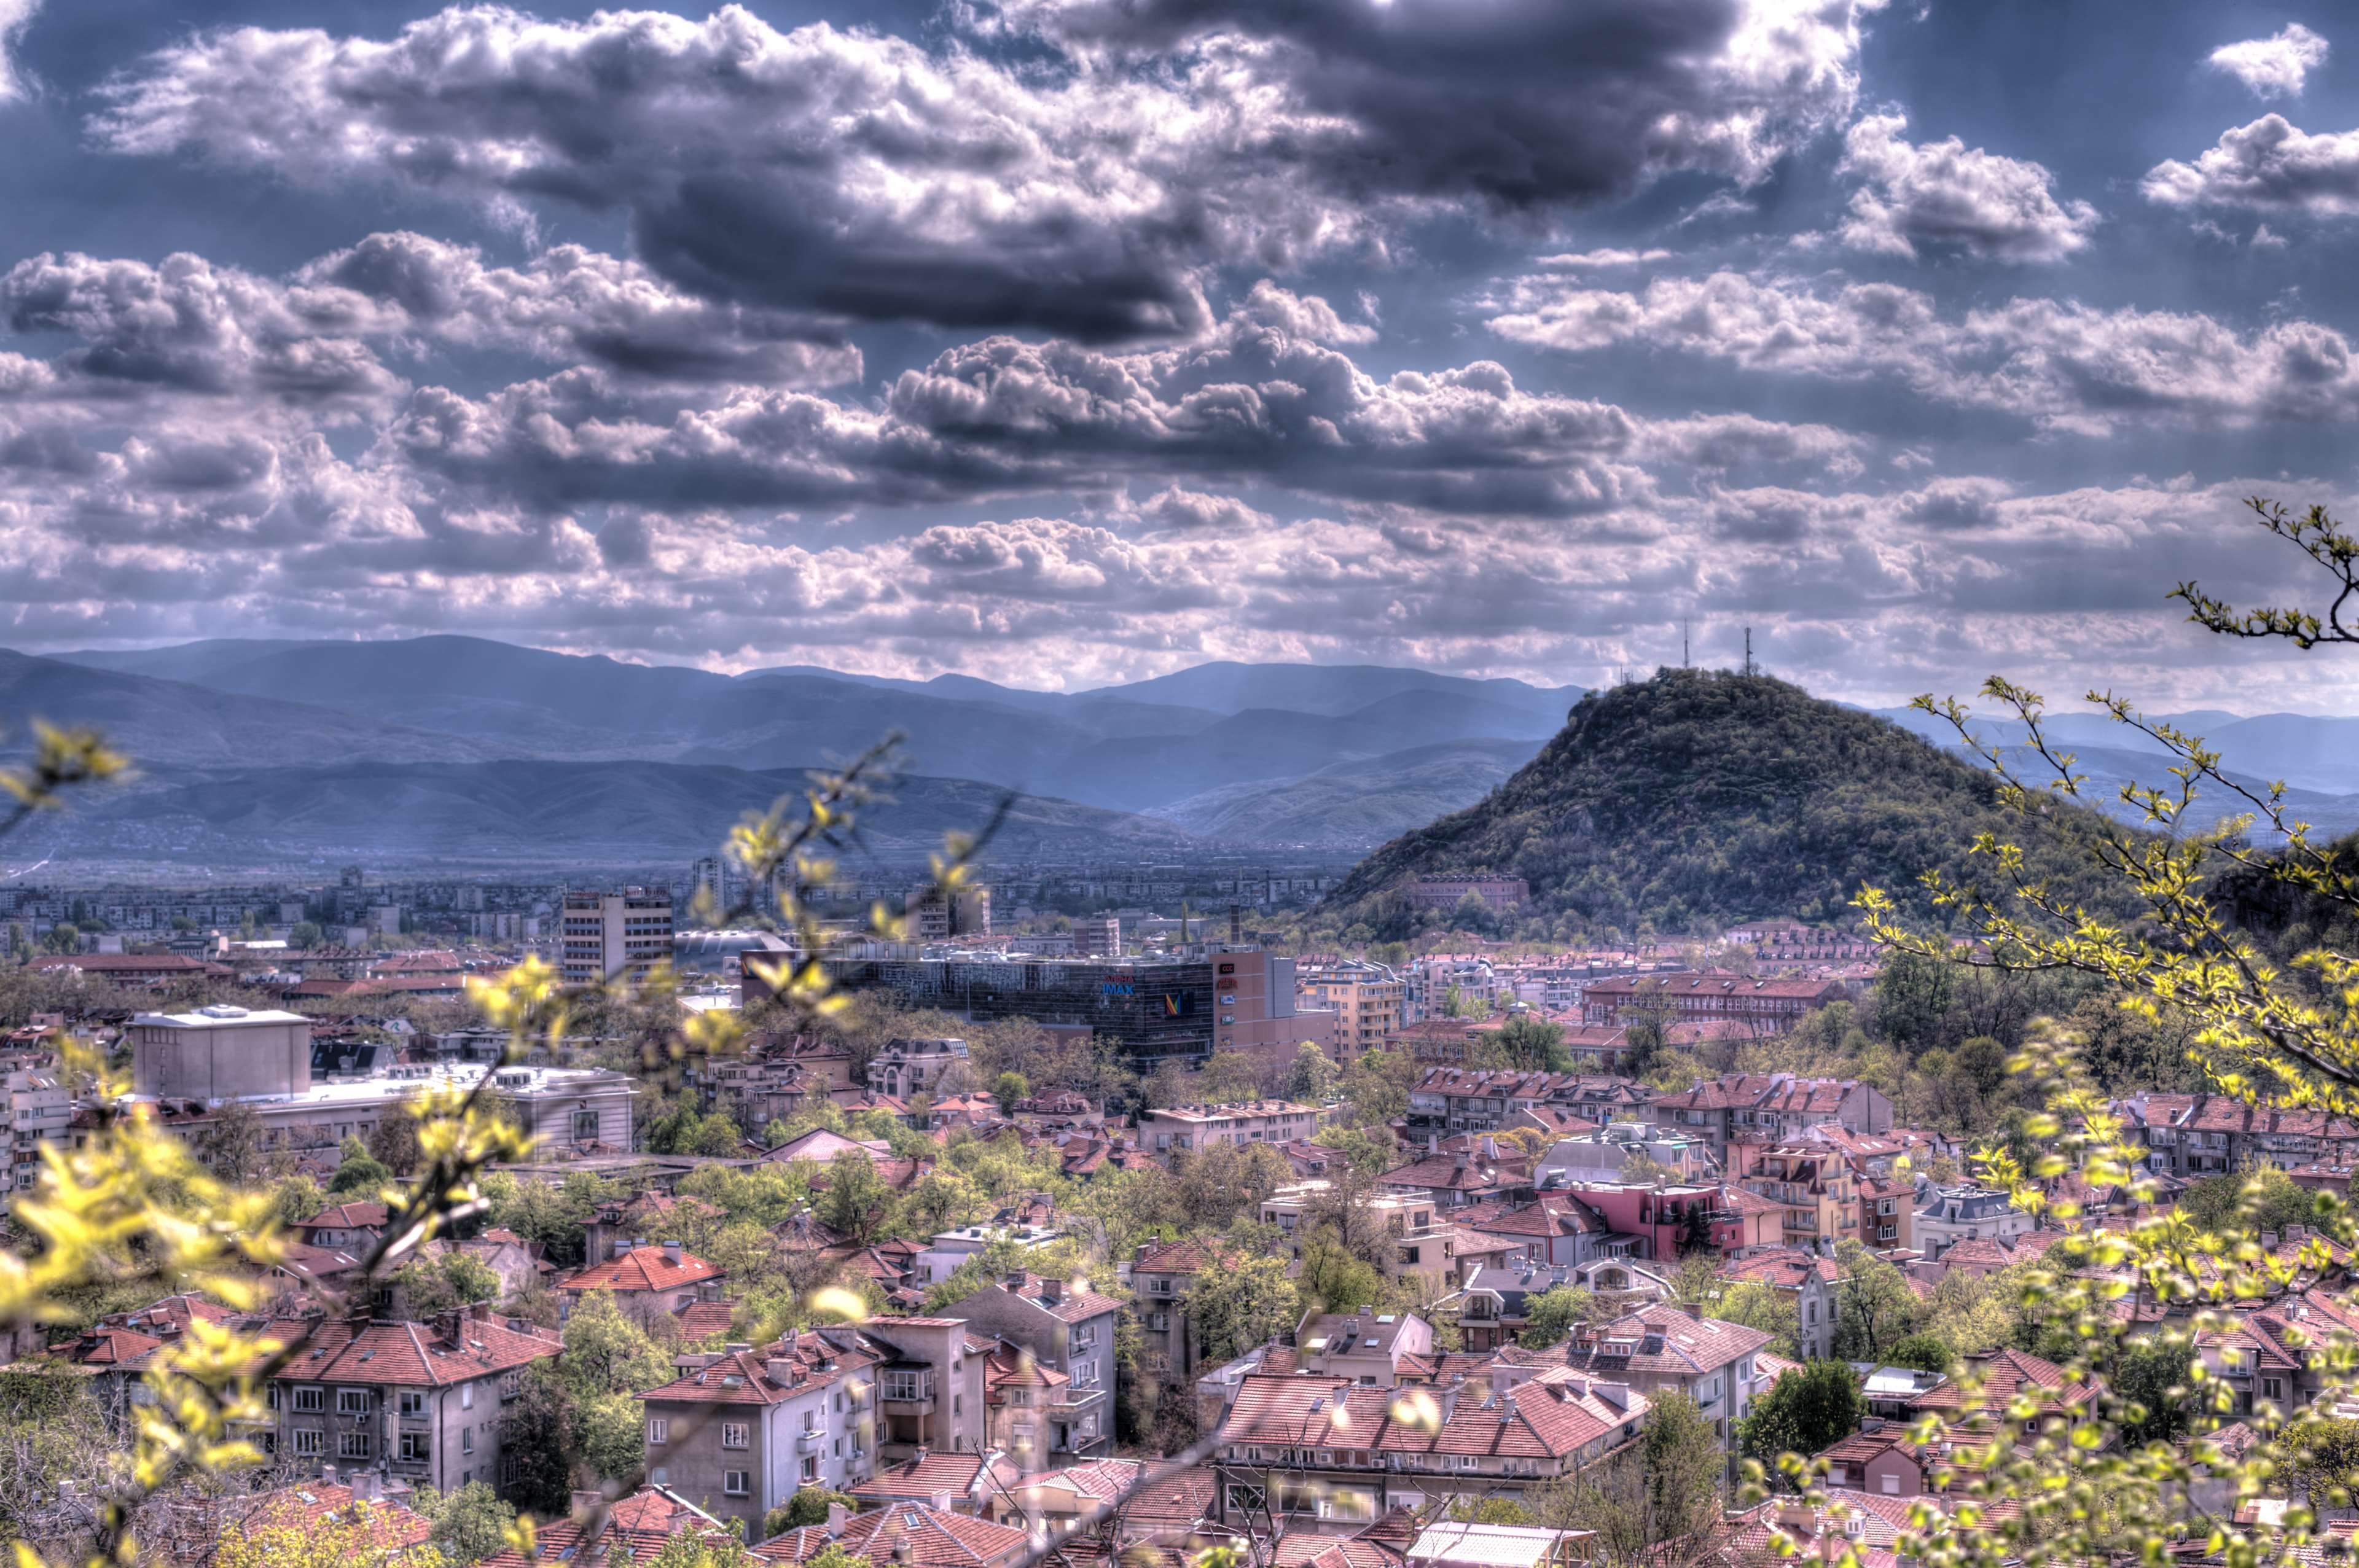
top-left (463, 1429), bottom-right (475, 1455)
top-left (1881, 1473), bottom-right (1900, 1495)
top-left (1070, 1324), bottom-right (1098, 1351)
top-left (399, 1431), bottom-right (431, 1462)
top-left (399, 1391), bottom-right (427, 1419)
top-left (647, 1418), bottom-right (670, 1445)
top-left (724, 1472), bottom-right (749, 1496)
top-left (501, 1373), bottom-right (520, 1401)
top-left (882, 1371), bottom-right (925, 1402)
top-left (267, 1384), bottom-right (281, 1410)
top-left (338, 1432), bottom-right (371, 1460)
top-left (802, 1456), bottom-right (819, 1483)
top-left (293, 1429), bottom-right (325, 1456)
top-left (461, 1384), bottom-right (475, 1410)
top-left (722, 1422), bottom-right (749, 1449)
top-left (293, 1387), bottom-right (325, 1413)
top-left (953, 1394), bottom-right (962, 1414)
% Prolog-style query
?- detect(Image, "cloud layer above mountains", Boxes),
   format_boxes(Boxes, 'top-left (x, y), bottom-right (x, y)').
top-left (0, 0), bottom-right (2355, 705)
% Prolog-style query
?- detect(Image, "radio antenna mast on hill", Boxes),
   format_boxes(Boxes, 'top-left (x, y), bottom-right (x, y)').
top-left (1682, 620), bottom-right (1691, 669)
top-left (1742, 627), bottom-right (1757, 677)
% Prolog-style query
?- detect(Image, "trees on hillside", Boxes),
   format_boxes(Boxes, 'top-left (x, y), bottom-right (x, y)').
top-left (1184, 1256), bottom-right (1301, 1368)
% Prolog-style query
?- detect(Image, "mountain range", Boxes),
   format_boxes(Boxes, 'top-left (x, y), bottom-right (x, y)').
top-left (0, 638), bottom-right (1578, 870)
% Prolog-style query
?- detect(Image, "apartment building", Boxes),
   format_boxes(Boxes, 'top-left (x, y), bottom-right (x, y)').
top-left (2115, 1093), bottom-right (2359, 1179)
top-left (857, 1316), bottom-right (991, 1462)
top-left (1211, 1367), bottom-right (1646, 1529)
top-left (1914, 1187), bottom-right (2033, 1259)
top-left (934, 1273), bottom-right (1122, 1462)
top-left (1560, 1303), bottom-right (1775, 1446)
top-left (1296, 961), bottom-right (1404, 1055)
top-left (906, 883), bottom-right (993, 942)
top-left (640, 1331), bottom-right (883, 1540)
top-left (1404, 876), bottom-right (1530, 915)
top-left (1581, 973), bottom-right (1851, 1036)
top-left (1648, 1074), bottom-right (1892, 1163)
top-left (1138, 1100), bottom-right (1320, 1156)
top-left (1735, 1146), bottom-right (1861, 1250)
top-left (6, 1067), bottom-right (67, 1193)
top-left (260, 1311), bottom-right (561, 1492)
top-left (1294, 1308), bottom-right (1436, 1387)
top-left (866, 1037), bottom-right (972, 1100)
top-left (561, 887), bottom-right (675, 985)
top-left (1130, 1238), bottom-right (1238, 1383)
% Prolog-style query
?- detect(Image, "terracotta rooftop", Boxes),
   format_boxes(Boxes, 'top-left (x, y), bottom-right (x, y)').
top-left (560, 1244), bottom-right (724, 1294)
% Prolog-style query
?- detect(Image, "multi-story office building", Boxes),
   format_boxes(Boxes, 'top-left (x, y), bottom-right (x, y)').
top-left (129, 1005), bottom-right (315, 1099)
top-left (561, 888), bottom-right (675, 985)
top-left (1296, 961), bottom-right (1404, 1055)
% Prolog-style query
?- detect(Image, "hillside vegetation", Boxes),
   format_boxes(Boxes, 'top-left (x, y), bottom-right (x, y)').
top-left (1323, 668), bottom-right (2131, 938)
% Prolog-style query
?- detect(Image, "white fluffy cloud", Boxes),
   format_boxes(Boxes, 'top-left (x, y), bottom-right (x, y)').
top-left (89, 2), bottom-right (1887, 337)
top-left (1487, 268), bottom-right (2359, 434)
top-left (2208, 23), bottom-right (2330, 98)
top-left (0, 0), bottom-right (37, 101)
top-left (2143, 114), bottom-right (2359, 216)
top-left (1835, 114), bottom-right (2099, 262)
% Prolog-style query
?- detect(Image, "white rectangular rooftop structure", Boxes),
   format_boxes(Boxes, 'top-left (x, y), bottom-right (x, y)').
top-left (133, 1004), bottom-right (311, 1029)
top-left (1407, 1523), bottom-right (1595, 1568)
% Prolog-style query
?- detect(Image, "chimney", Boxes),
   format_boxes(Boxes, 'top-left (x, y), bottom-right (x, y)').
top-left (1439, 1374), bottom-right (1465, 1423)
top-left (1041, 1277), bottom-right (1065, 1304)
top-left (611, 1239), bottom-right (628, 1260)
top-left (1004, 1271), bottom-right (1028, 1293)
top-left (827, 1503), bottom-right (852, 1530)
top-left (571, 1489), bottom-right (608, 1515)
top-left (347, 1472), bottom-right (380, 1503)
top-left (1678, 1301), bottom-right (1704, 1321)
top-left (323, 1464), bottom-right (340, 1486)
top-left (767, 1358), bottom-right (797, 1386)
top-left (663, 1239), bottom-right (683, 1266)
top-left (432, 1308), bottom-right (461, 1344)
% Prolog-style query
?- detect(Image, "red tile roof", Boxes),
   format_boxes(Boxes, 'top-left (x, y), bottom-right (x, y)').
top-left (643, 1333), bottom-right (880, 1407)
top-left (483, 1484), bottom-right (726, 1568)
top-left (853, 1451), bottom-right (1022, 1504)
top-left (265, 1314), bottom-right (561, 1388)
top-left (560, 1245), bottom-right (724, 1294)
top-left (1218, 1369), bottom-right (1646, 1461)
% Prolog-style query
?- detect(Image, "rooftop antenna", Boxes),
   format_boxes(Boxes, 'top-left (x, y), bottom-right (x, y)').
top-left (1742, 627), bottom-right (1756, 677)
top-left (1682, 620), bottom-right (1691, 669)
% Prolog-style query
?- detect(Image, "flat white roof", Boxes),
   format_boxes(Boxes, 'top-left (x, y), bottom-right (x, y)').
top-left (132, 1006), bottom-right (310, 1029)
top-left (129, 1061), bottom-right (632, 1112)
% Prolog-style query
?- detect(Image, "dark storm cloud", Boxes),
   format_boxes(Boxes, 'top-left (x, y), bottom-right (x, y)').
top-left (88, 1), bottom-right (1882, 338)
top-left (993, 0), bottom-right (1883, 205)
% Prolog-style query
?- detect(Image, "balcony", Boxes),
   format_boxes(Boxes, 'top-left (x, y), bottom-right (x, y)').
top-left (878, 1379), bottom-right (935, 1414)
top-left (796, 1429), bottom-right (826, 1450)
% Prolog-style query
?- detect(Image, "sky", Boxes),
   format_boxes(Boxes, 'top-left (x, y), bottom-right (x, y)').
top-left (9, 1), bottom-right (2359, 709)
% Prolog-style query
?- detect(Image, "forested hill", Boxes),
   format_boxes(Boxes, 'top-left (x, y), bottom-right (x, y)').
top-left (1323, 668), bottom-right (2127, 938)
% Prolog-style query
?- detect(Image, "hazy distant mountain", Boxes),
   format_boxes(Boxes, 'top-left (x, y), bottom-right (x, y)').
top-left (0, 649), bottom-right (504, 768)
top-left (1874, 703), bottom-right (2359, 795)
top-left (1152, 739), bottom-right (1541, 845)
top-left (7, 760), bottom-right (1192, 869)
top-left (44, 639), bottom-right (1580, 838)
top-left (1078, 660), bottom-right (1576, 723)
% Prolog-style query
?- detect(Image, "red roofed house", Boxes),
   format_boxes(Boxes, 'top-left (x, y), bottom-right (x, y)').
top-left (1559, 1302), bottom-right (1777, 1447)
top-left (1212, 1367), bottom-right (1648, 1528)
top-left (263, 1309), bottom-right (561, 1492)
top-left (558, 1242), bottom-right (726, 1325)
top-left (936, 1272), bottom-right (1125, 1463)
top-left (851, 1449), bottom-right (1022, 1515)
top-left (639, 1330), bottom-right (884, 1542)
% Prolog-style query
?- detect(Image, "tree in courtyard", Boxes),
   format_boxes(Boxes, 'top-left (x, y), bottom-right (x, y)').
top-left (769, 1488), bottom-right (858, 1535)
top-left (392, 1250), bottom-right (504, 1317)
top-left (1831, 1238), bottom-right (1924, 1362)
top-left (815, 1149), bottom-right (894, 1244)
top-left (366, 1106), bottom-right (423, 1176)
top-left (1183, 1254), bottom-right (1299, 1367)
top-left (1288, 1043), bottom-right (1342, 1104)
top-left (287, 921), bottom-right (322, 949)
top-left (1739, 1358), bottom-right (1861, 1467)
top-left (1517, 1285), bottom-right (1597, 1349)
top-left (326, 1134), bottom-right (393, 1197)
top-left (1711, 1281), bottom-right (1800, 1360)
top-left (413, 1481), bottom-right (518, 1566)
top-left (992, 1070), bottom-right (1028, 1113)
top-left (1495, 1013), bottom-right (1570, 1072)
top-left (1533, 1391), bottom-right (1724, 1568)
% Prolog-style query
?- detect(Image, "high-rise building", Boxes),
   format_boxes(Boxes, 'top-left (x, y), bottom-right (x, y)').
top-left (905, 883), bottom-right (991, 942)
top-left (1296, 960), bottom-right (1406, 1054)
top-left (1072, 913), bottom-right (1122, 957)
top-left (561, 888), bottom-right (675, 985)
